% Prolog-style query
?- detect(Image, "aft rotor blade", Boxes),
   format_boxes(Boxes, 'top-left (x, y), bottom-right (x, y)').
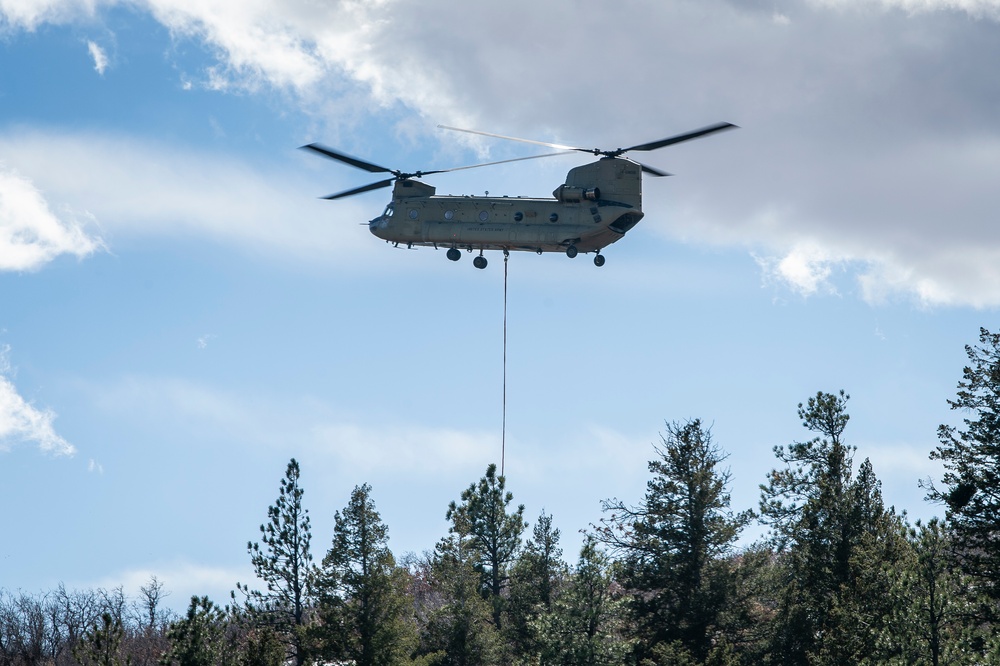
top-left (301, 143), bottom-right (394, 174)
top-left (438, 125), bottom-right (584, 152)
top-left (624, 122), bottom-right (738, 153)
top-left (322, 178), bottom-right (394, 200)
top-left (638, 162), bottom-right (673, 177)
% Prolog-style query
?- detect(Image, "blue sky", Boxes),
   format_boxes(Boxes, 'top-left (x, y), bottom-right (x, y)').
top-left (2, 0), bottom-right (998, 611)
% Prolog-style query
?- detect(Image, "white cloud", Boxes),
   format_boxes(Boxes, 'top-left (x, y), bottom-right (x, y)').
top-left (815, 0), bottom-right (1000, 17)
top-left (88, 560), bottom-right (249, 613)
top-left (87, 39), bottom-right (108, 74)
top-left (0, 0), bottom-right (102, 31)
top-left (0, 345), bottom-right (75, 456)
top-left (754, 244), bottom-right (842, 297)
top-left (0, 165), bottom-right (103, 271)
top-left (4, 1), bottom-right (1000, 305)
top-left (0, 129), bottom-right (377, 268)
top-left (88, 375), bottom-right (258, 433)
top-left (310, 422), bottom-right (496, 474)
top-left (88, 458), bottom-right (104, 473)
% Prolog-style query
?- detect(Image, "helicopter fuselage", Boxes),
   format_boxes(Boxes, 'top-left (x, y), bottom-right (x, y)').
top-left (368, 156), bottom-right (644, 260)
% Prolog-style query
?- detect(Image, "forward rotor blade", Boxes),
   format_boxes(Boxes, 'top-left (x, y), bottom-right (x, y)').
top-left (435, 151), bottom-right (576, 174)
top-left (438, 125), bottom-right (584, 152)
top-left (322, 178), bottom-right (394, 200)
top-left (301, 143), bottom-right (394, 174)
top-left (625, 122), bottom-right (738, 152)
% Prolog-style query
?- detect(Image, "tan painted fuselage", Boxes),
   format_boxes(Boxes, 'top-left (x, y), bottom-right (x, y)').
top-left (368, 157), bottom-right (645, 257)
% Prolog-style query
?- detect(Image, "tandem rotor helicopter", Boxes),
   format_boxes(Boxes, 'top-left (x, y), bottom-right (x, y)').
top-left (302, 122), bottom-right (737, 269)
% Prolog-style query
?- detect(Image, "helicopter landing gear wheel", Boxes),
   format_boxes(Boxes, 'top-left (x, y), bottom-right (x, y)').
top-left (447, 247), bottom-right (461, 261)
top-left (566, 245), bottom-right (578, 259)
top-left (594, 254), bottom-right (606, 267)
top-left (473, 255), bottom-right (488, 269)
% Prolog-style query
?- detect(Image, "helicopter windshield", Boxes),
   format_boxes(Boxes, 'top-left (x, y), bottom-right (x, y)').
top-left (383, 203), bottom-right (394, 217)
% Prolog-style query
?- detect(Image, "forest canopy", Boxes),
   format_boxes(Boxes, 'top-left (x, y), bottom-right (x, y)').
top-left (5, 328), bottom-right (1000, 666)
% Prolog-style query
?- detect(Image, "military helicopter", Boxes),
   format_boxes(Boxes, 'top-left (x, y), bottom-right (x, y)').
top-left (302, 122), bottom-right (737, 268)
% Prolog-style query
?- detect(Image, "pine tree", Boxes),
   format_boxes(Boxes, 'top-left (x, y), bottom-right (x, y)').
top-left (446, 463), bottom-right (526, 632)
top-left (880, 518), bottom-right (984, 666)
top-left (422, 526), bottom-right (502, 666)
top-left (235, 458), bottom-right (315, 666)
top-left (534, 537), bottom-right (630, 666)
top-left (315, 483), bottom-right (414, 666)
top-left (507, 510), bottom-right (567, 660)
top-left (598, 419), bottom-right (749, 664)
top-left (76, 612), bottom-right (132, 666)
top-left (160, 597), bottom-right (231, 666)
top-left (927, 327), bottom-right (1000, 612)
top-left (760, 391), bottom-right (904, 665)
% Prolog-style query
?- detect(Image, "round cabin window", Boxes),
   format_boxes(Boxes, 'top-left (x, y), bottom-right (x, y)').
top-left (479, 210), bottom-right (490, 222)
top-left (514, 212), bottom-right (523, 222)
top-left (549, 213), bottom-right (559, 222)
top-left (408, 209), bottom-right (419, 220)
top-left (444, 210), bottom-right (454, 220)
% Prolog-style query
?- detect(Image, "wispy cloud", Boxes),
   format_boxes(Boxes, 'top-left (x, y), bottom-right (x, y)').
top-left (753, 244), bottom-right (843, 298)
top-left (87, 560), bottom-right (250, 613)
top-left (0, 130), bottom-right (376, 269)
top-left (0, 165), bottom-right (103, 271)
top-left (310, 422), bottom-right (497, 474)
top-left (86, 40), bottom-right (108, 75)
top-left (0, 345), bottom-right (75, 456)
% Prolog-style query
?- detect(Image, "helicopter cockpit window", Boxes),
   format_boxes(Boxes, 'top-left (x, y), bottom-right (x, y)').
top-left (383, 204), bottom-right (394, 217)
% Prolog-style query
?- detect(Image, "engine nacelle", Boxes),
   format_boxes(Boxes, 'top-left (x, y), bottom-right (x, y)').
top-left (552, 185), bottom-right (600, 203)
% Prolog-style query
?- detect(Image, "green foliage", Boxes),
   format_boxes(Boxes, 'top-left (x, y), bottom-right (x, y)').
top-left (160, 597), bottom-right (231, 666)
top-left (238, 626), bottom-right (285, 666)
top-left (760, 391), bottom-right (905, 665)
top-left (599, 419), bottom-right (750, 663)
top-left (928, 327), bottom-right (1000, 610)
top-left (22, 368), bottom-right (1000, 666)
top-left (315, 483), bottom-right (415, 666)
top-left (446, 463), bottom-right (527, 632)
top-left (421, 525), bottom-right (503, 666)
top-left (874, 518), bottom-right (987, 666)
top-left (235, 458), bottom-right (315, 666)
top-left (75, 612), bottom-right (132, 666)
top-left (506, 511), bottom-right (567, 659)
top-left (533, 537), bottom-right (630, 666)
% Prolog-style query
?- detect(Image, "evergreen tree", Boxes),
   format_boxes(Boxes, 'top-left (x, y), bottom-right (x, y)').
top-left (446, 463), bottom-right (526, 632)
top-left (507, 511), bottom-right (567, 660)
top-left (160, 597), bottom-right (232, 666)
top-left (760, 391), bottom-right (904, 665)
top-left (235, 458), bottom-right (315, 666)
top-left (598, 419), bottom-right (750, 664)
top-left (880, 518), bottom-right (981, 666)
top-left (315, 483), bottom-right (414, 666)
top-left (534, 537), bottom-right (630, 666)
top-left (75, 612), bottom-right (132, 666)
top-left (927, 327), bottom-right (1000, 611)
top-left (237, 625), bottom-right (285, 666)
top-left (422, 526), bottom-right (502, 666)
